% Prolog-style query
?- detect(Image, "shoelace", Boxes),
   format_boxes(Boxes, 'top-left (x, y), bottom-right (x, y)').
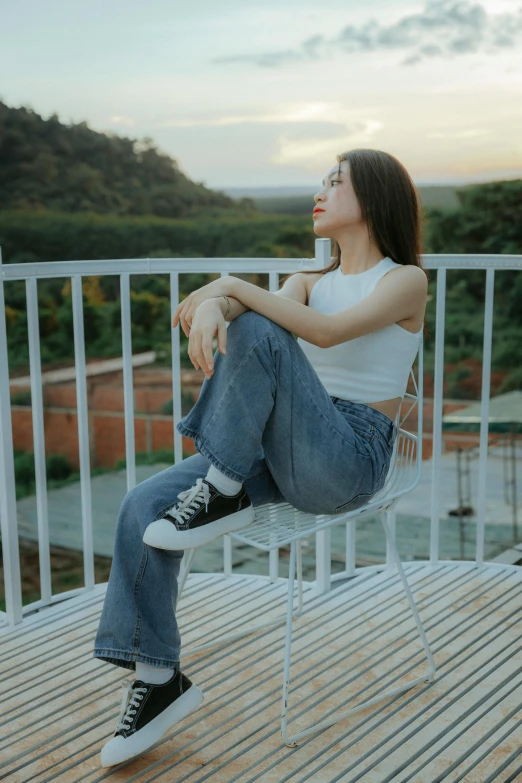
top-left (165, 477), bottom-right (211, 524)
top-left (116, 678), bottom-right (148, 732)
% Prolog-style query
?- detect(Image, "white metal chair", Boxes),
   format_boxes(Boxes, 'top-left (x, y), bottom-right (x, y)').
top-left (176, 333), bottom-right (437, 747)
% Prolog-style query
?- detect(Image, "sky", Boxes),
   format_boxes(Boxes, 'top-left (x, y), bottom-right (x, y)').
top-left (1, 0), bottom-right (521, 189)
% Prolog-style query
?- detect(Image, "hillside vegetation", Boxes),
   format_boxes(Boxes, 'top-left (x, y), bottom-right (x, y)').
top-left (251, 185), bottom-right (461, 216)
top-left (0, 101), bottom-right (521, 396)
top-left (0, 100), bottom-right (255, 218)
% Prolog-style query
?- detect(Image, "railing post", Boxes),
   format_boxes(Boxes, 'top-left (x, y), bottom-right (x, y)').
top-left (217, 271), bottom-right (234, 576)
top-left (315, 523), bottom-right (331, 595)
top-left (0, 248), bottom-right (23, 624)
top-left (170, 272), bottom-right (183, 466)
top-left (120, 273), bottom-right (136, 491)
top-left (26, 277), bottom-right (52, 605)
top-left (430, 267), bottom-right (446, 564)
top-left (345, 520), bottom-right (356, 576)
top-left (71, 275), bottom-right (95, 592)
top-left (476, 267), bottom-right (495, 565)
top-left (268, 271), bottom-right (281, 581)
top-left (313, 239), bottom-right (333, 591)
top-left (314, 237), bottom-right (331, 267)
top-left (385, 506), bottom-right (397, 570)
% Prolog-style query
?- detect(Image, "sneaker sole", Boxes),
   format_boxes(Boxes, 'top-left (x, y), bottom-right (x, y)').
top-left (100, 682), bottom-right (204, 767)
top-left (143, 504), bottom-right (255, 550)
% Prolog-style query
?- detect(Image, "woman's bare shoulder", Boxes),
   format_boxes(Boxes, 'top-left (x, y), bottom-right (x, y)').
top-left (302, 271), bottom-right (328, 305)
top-left (378, 264), bottom-right (427, 332)
top-left (385, 263), bottom-right (428, 287)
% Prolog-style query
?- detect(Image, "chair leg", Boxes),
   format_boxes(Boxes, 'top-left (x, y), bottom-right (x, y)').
top-left (175, 548), bottom-right (197, 611)
top-left (295, 537), bottom-right (304, 617)
top-left (380, 506), bottom-right (437, 678)
top-left (180, 540), bottom-right (306, 657)
top-left (281, 540), bottom-right (300, 746)
top-left (279, 520), bottom-right (437, 748)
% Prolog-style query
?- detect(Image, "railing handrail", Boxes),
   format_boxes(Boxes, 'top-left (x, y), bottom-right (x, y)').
top-left (1, 252), bottom-right (522, 281)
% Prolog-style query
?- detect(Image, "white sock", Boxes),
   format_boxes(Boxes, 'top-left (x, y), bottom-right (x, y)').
top-left (135, 661), bottom-right (176, 684)
top-left (205, 464), bottom-right (243, 496)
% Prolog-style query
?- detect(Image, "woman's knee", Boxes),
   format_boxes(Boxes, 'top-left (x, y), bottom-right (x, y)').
top-left (229, 310), bottom-right (290, 346)
top-left (117, 480), bottom-right (162, 533)
top-left (231, 310), bottom-right (271, 333)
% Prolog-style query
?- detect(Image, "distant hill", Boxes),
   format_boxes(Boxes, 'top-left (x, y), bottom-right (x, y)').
top-left (221, 185), bottom-right (462, 215)
top-left (0, 101), bottom-right (256, 218)
top-left (223, 186), bottom-right (320, 199)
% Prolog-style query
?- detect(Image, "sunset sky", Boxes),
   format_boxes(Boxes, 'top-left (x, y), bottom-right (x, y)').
top-left (2, 0), bottom-right (521, 189)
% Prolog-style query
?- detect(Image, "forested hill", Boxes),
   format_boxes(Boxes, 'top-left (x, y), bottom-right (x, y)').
top-left (0, 101), bottom-right (256, 218)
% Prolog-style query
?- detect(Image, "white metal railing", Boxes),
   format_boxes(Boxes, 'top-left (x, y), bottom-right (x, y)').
top-left (0, 241), bottom-right (521, 629)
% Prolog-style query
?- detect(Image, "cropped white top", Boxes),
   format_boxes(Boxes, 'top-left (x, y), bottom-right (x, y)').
top-left (296, 257), bottom-right (423, 403)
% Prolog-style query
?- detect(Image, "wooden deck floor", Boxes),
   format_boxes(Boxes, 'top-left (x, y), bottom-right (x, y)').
top-left (3, 562), bottom-right (522, 782)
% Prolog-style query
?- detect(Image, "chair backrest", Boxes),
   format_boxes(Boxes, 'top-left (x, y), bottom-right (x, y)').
top-left (373, 333), bottom-right (424, 503)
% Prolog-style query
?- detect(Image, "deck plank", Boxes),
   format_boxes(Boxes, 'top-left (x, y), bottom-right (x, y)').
top-left (2, 564), bottom-right (522, 782)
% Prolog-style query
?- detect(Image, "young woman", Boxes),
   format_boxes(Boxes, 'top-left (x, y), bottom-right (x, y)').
top-left (94, 148), bottom-right (429, 767)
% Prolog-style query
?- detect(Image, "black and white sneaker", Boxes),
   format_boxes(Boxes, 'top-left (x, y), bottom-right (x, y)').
top-left (100, 668), bottom-right (204, 767)
top-left (142, 477), bottom-right (255, 550)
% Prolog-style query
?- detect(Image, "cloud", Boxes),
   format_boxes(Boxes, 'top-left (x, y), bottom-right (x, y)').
top-left (273, 121), bottom-right (382, 167)
top-left (211, 0), bottom-right (522, 68)
top-left (108, 115), bottom-right (135, 127)
top-left (155, 103), bottom-right (378, 130)
top-left (153, 103), bottom-right (383, 168)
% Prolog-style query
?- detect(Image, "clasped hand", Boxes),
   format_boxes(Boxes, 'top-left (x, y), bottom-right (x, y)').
top-left (172, 276), bottom-right (236, 380)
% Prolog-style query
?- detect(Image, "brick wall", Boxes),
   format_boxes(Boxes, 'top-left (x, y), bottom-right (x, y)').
top-left (10, 365), bottom-right (497, 469)
top-left (10, 366), bottom-right (202, 469)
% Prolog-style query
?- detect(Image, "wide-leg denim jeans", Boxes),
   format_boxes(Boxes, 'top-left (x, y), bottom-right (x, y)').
top-left (93, 311), bottom-right (397, 671)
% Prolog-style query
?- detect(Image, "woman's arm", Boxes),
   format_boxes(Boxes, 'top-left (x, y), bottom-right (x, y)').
top-left (226, 277), bottom-right (328, 347)
top-left (215, 272), bottom-right (308, 324)
top-left (215, 295), bottom-right (250, 322)
top-left (226, 270), bottom-right (426, 347)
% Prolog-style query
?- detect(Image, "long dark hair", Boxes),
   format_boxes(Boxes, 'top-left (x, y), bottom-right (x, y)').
top-left (281, 148), bottom-right (430, 336)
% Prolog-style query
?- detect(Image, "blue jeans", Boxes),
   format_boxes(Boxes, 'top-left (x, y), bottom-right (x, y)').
top-left (93, 311), bottom-right (396, 671)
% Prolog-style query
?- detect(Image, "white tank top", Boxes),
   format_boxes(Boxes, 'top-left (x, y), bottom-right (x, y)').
top-left (296, 257), bottom-right (423, 403)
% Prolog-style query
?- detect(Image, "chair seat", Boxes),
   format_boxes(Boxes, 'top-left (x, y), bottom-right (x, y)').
top-left (232, 429), bottom-right (418, 551)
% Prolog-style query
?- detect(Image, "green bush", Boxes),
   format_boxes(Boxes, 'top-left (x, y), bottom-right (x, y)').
top-left (11, 390), bottom-right (31, 406)
top-left (14, 451), bottom-right (35, 488)
top-left (13, 451), bottom-right (74, 498)
top-left (116, 449), bottom-right (193, 469)
top-left (46, 454), bottom-right (72, 480)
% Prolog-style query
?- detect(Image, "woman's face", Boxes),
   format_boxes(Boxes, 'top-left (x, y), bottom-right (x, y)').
top-left (312, 161), bottom-right (363, 238)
